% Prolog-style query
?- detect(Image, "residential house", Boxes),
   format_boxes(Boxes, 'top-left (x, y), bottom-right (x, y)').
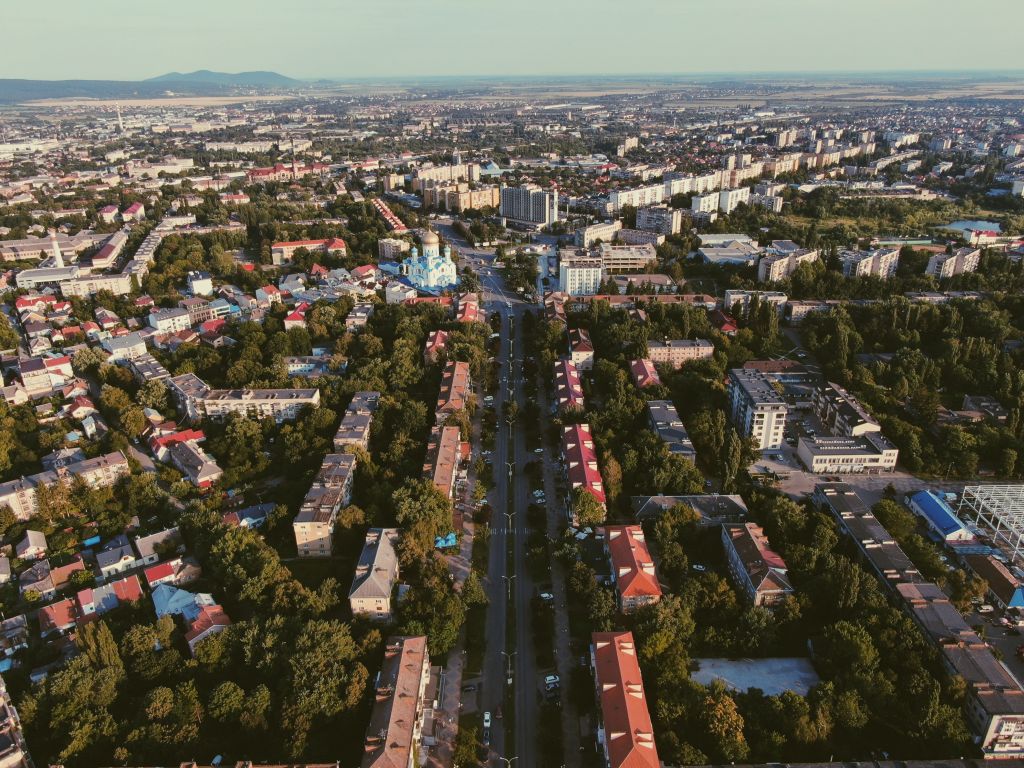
top-left (96, 535), bottom-right (137, 581)
top-left (38, 599), bottom-right (77, 638)
top-left (15, 531), bottom-right (46, 561)
top-left (133, 527), bottom-right (184, 566)
top-left (348, 528), bottom-right (400, 621)
top-left (152, 583), bottom-right (216, 621)
top-left (569, 327), bottom-right (595, 371)
top-left (185, 604), bottom-right (231, 656)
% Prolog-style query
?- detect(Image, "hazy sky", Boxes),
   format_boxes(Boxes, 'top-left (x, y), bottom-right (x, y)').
top-left (6, 0), bottom-right (1024, 81)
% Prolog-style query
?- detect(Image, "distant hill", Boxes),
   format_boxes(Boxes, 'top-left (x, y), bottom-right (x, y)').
top-left (144, 70), bottom-right (300, 88)
top-left (0, 70), bottom-right (302, 104)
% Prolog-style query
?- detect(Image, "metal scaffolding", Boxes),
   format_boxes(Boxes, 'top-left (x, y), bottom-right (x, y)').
top-left (959, 485), bottom-right (1024, 561)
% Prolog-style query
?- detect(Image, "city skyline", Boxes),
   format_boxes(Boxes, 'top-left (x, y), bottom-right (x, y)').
top-left (5, 0), bottom-right (1024, 82)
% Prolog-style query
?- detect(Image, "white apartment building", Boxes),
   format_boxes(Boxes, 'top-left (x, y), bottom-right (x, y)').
top-left (411, 162), bottom-right (480, 191)
top-left (724, 290), bottom-right (788, 315)
top-left (926, 247), bottom-right (981, 279)
top-left (617, 229), bottom-right (665, 247)
top-left (559, 255), bottom-right (604, 296)
top-left (750, 193), bottom-right (783, 213)
top-left (0, 451), bottom-right (130, 520)
top-left (691, 192), bottom-right (719, 215)
top-left (168, 373), bottom-right (320, 424)
top-left (636, 205), bottom-right (683, 235)
top-left (575, 220), bottom-right (623, 248)
top-left (839, 247), bottom-right (900, 279)
top-left (500, 184), bottom-right (558, 226)
top-left (378, 237), bottom-right (409, 262)
top-left (727, 368), bottom-right (788, 450)
top-left (718, 187), bottom-right (751, 214)
top-left (608, 183), bottom-right (665, 212)
top-left (148, 307), bottom-right (192, 333)
top-left (758, 248), bottom-right (819, 283)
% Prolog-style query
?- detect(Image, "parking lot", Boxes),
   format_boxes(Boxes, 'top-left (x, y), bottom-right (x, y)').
top-left (966, 607), bottom-right (1024, 684)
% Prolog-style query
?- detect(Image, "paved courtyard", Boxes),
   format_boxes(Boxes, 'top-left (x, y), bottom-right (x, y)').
top-left (691, 657), bottom-right (821, 696)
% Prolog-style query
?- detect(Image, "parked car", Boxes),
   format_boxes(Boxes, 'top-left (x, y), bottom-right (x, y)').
top-left (979, 604), bottom-right (995, 613)
top-left (544, 674), bottom-right (560, 690)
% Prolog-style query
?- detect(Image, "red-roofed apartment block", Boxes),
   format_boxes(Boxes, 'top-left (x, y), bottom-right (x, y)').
top-left (270, 238), bottom-right (347, 266)
top-left (561, 423), bottom-right (606, 508)
top-left (435, 360), bottom-right (471, 423)
top-left (591, 631), bottom-right (660, 768)
top-left (424, 329), bottom-right (449, 364)
top-left (554, 359), bottom-right (585, 413)
top-left (602, 526), bottom-right (662, 614)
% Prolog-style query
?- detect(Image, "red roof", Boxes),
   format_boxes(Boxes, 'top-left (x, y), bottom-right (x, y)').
top-left (710, 309), bottom-right (738, 333)
top-left (351, 264), bottom-right (376, 279)
top-left (272, 239), bottom-right (330, 248)
top-left (44, 355), bottom-right (71, 369)
top-left (144, 561), bottom-right (175, 585)
top-left (604, 526), bottom-right (662, 601)
top-left (149, 428), bottom-right (205, 452)
top-left (569, 327), bottom-right (594, 352)
top-left (185, 604), bottom-right (231, 646)
top-left (591, 631), bottom-right (660, 768)
top-left (629, 359), bottom-right (661, 389)
top-left (554, 359), bottom-right (585, 411)
top-left (39, 598), bottom-right (78, 635)
top-left (112, 574), bottom-right (143, 603)
top-left (561, 423), bottom-right (605, 504)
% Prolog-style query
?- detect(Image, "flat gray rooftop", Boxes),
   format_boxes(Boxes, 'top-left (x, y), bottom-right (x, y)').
top-left (692, 657), bottom-right (820, 696)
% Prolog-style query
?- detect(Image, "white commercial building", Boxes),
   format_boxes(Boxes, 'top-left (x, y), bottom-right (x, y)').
top-left (796, 434), bottom-right (899, 474)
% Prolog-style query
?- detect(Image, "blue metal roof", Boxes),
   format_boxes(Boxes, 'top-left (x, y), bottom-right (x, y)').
top-left (910, 491), bottom-right (968, 537)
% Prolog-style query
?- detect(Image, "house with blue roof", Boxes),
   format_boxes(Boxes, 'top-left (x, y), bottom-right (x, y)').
top-left (907, 490), bottom-right (973, 542)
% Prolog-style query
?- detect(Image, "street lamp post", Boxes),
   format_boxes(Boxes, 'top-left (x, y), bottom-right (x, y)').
top-left (496, 758), bottom-right (517, 768)
top-left (501, 650), bottom-right (516, 680)
top-left (502, 574), bottom-right (516, 599)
